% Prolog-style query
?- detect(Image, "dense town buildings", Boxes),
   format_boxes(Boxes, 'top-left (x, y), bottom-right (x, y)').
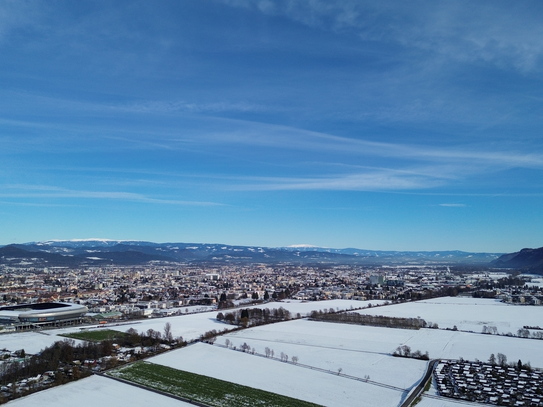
top-left (1, 262), bottom-right (543, 404)
top-left (0, 262), bottom-right (542, 325)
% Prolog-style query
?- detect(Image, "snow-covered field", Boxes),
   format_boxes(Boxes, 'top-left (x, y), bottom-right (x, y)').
top-left (358, 297), bottom-right (543, 334)
top-left (220, 317), bottom-right (543, 368)
top-left (217, 319), bottom-right (428, 389)
top-left (0, 300), bottom-right (374, 354)
top-left (86, 299), bottom-right (377, 341)
top-left (149, 342), bottom-right (405, 407)
top-left (4, 374), bottom-right (192, 407)
top-left (2, 297), bottom-right (543, 406)
top-left (0, 331), bottom-right (86, 354)
top-left (149, 317), bottom-right (543, 406)
top-left (525, 275), bottom-right (543, 288)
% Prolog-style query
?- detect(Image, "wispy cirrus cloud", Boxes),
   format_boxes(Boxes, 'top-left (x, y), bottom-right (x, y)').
top-left (0, 185), bottom-right (222, 207)
top-left (5, 88), bottom-right (541, 173)
top-left (191, 120), bottom-right (543, 170)
top-left (113, 100), bottom-right (271, 115)
top-left (439, 203), bottom-right (467, 208)
top-left (227, 168), bottom-right (444, 192)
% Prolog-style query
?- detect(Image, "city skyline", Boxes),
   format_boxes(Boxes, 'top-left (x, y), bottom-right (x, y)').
top-left (1, 1), bottom-right (543, 252)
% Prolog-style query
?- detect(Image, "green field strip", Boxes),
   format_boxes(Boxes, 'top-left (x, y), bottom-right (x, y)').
top-left (108, 361), bottom-right (323, 407)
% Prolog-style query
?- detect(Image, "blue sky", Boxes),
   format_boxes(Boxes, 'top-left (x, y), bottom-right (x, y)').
top-left (1, 0), bottom-right (543, 252)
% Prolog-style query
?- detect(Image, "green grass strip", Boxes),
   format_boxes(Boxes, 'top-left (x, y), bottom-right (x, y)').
top-left (109, 361), bottom-right (323, 407)
top-left (61, 329), bottom-right (125, 342)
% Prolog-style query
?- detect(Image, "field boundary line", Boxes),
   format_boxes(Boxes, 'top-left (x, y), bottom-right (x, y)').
top-left (206, 341), bottom-right (407, 393)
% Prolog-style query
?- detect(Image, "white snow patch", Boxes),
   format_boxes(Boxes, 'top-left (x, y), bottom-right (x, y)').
top-left (357, 297), bottom-right (543, 334)
top-left (5, 374), bottom-right (191, 407)
top-left (150, 342), bottom-right (403, 407)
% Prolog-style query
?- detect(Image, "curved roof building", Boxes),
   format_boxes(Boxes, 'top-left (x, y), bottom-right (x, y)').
top-left (0, 302), bottom-right (88, 326)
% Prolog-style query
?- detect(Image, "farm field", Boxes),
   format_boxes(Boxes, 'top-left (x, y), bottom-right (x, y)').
top-left (0, 299), bottom-right (375, 354)
top-left (357, 297), bottom-right (543, 334)
top-left (216, 320), bottom-right (428, 389)
top-left (149, 341), bottom-right (405, 407)
top-left (0, 330), bottom-right (86, 355)
top-left (92, 299), bottom-right (383, 342)
top-left (220, 318), bottom-right (543, 369)
top-left (148, 308), bottom-right (543, 406)
top-left (2, 297), bottom-right (542, 406)
top-left (4, 374), bottom-right (193, 407)
top-left (61, 329), bottom-right (126, 342)
top-left (109, 360), bottom-right (322, 407)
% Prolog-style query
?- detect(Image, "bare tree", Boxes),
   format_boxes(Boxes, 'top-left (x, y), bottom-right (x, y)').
top-left (497, 353), bottom-right (507, 366)
top-left (163, 322), bottom-right (173, 344)
top-left (518, 328), bottom-right (530, 338)
top-left (488, 353), bottom-right (496, 365)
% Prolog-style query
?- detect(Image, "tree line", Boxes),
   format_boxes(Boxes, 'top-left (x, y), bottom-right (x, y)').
top-left (392, 345), bottom-right (429, 360)
top-left (0, 339), bottom-right (101, 387)
top-left (309, 309), bottom-right (430, 330)
top-left (217, 307), bottom-right (293, 327)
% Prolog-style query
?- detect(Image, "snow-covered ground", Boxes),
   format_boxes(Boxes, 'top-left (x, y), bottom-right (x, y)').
top-left (358, 297), bottom-right (543, 334)
top-left (3, 297), bottom-right (543, 406)
top-left (93, 299), bottom-right (377, 340)
top-left (0, 299), bottom-right (376, 354)
top-left (149, 342), bottom-right (405, 407)
top-left (148, 317), bottom-right (543, 406)
top-left (219, 317), bottom-right (543, 368)
top-left (524, 274), bottom-right (543, 288)
top-left (4, 374), bottom-right (192, 407)
top-left (217, 319), bottom-right (427, 389)
top-left (0, 331), bottom-right (86, 354)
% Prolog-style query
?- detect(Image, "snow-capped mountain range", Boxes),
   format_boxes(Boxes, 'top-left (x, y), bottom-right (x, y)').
top-left (0, 239), bottom-right (505, 267)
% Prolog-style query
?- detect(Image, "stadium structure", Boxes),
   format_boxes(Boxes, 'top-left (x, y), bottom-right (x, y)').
top-left (0, 302), bottom-right (88, 330)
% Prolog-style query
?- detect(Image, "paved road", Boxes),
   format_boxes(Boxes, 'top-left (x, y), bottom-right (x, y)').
top-left (400, 359), bottom-right (439, 407)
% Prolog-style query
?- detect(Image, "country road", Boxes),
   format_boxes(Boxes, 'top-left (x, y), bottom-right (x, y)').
top-left (400, 359), bottom-right (439, 407)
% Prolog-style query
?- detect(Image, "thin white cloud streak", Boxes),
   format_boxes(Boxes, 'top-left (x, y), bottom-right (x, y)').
top-left (4, 113), bottom-right (542, 194)
top-left (0, 185), bottom-right (223, 207)
top-left (195, 122), bottom-right (543, 170)
top-left (114, 100), bottom-right (271, 115)
top-left (4, 90), bottom-right (541, 171)
top-left (0, 200), bottom-right (74, 208)
top-left (227, 170), bottom-right (443, 191)
top-left (439, 203), bottom-right (467, 208)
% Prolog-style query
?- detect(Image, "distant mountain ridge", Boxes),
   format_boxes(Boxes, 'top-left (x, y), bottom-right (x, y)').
top-left (491, 247), bottom-right (543, 272)
top-left (0, 239), bottom-right (504, 267)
